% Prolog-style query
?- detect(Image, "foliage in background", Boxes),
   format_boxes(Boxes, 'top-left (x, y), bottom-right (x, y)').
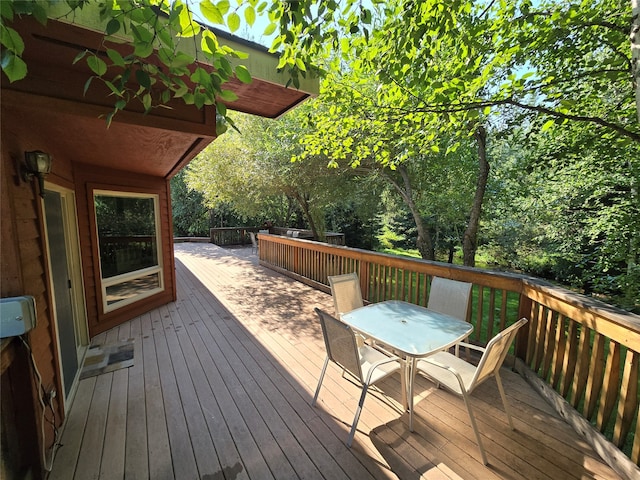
top-left (171, 170), bottom-right (210, 236)
top-left (483, 121), bottom-right (640, 311)
top-left (184, 107), bottom-right (366, 239)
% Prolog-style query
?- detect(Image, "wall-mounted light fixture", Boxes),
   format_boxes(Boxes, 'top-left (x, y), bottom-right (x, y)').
top-left (22, 151), bottom-right (52, 198)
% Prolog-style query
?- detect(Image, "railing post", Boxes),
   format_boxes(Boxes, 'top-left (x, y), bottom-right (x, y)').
top-left (516, 293), bottom-right (533, 362)
top-left (359, 261), bottom-right (370, 302)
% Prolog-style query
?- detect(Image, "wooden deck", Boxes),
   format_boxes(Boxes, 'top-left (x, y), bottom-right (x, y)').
top-left (49, 243), bottom-right (621, 480)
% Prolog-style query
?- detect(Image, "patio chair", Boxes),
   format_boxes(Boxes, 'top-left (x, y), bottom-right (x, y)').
top-left (328, 272), bottom-right (364, 318)
top-left (249, 232), bottom-right (258, 254)
top-left (428, 277), bottom-right (472, 356)
top-left (427, 277), bottom-right (472, 321)
top-left (415, 317), bottom-right (528, 465)
top-left (312, 308), bottom-right (403, 447)
top-left (328, 272), bottom-right (370, 348)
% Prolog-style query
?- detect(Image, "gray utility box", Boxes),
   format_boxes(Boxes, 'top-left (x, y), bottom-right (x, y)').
top-left (0, 296), bottom-right (37, 338)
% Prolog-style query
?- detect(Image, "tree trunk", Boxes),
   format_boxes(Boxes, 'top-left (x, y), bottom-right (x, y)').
top-left (374, 165), bottom-right (435, 260)
top-left (293, 191), bottom-right (319, 239)
top-left (463, 125), bottom-right (490, 267)
top-left (632, 0), bottom-right (640, 121)
top-left (397, 166), bottom-right (435, 260)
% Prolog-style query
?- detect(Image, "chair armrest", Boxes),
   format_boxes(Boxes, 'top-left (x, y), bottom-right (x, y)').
top-left (421, 357), bottom-right (466, 391)
top-left (457, 342), bottom-right (485, 354)
top-left (364, 355), bottom-right (402, 384)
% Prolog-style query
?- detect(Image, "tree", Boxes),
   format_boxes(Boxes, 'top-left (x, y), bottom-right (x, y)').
top-left (170, 170), bottom-right (210, 236)
top-left (298, 56), bottom-right (481, 262)
top-left (185, 107), bottom-right (358, 239)
top-left (483, 117), bottom-right (640, 311)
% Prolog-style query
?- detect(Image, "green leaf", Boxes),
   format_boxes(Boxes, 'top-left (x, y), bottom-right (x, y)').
top-left (156, 28), bottom-right (173, 49)
top-left (142, 93), bottom-right (152, 112)
top-left (228, 12), bottom-right (241, 32)
top-left (1, 51), bottom-right (27, 82)
top-left (244, 6), bottom-right (256, 26)
top-left (136, 69), bottom-right (151, 89)
top-left (30, 4), bottom-right (48, 25)
top-left (106, 18), bottom-right (120, 36)
top-left (131, 24), bottom-right (153, 43)
top-left (134, 42), bottom-right (154, 58)
top-left (104, 110), bottom-right (115, 128)
top-left (263, 22), bottom-right (277, 36)
top-left (171, 52), bottom-right (195, 68)
top-left (219, 89), bottom-right (239, 102)
top-left (83, 76), bottom-right (93, 95)
top-left (202, 31), bottom-right (219, 54)
top-left (295, 57), bottom-right (306, 72)
top-left (216, 114), bottom-right (228, 135)
top-left (1, 25), bottom-right (25, 55)
top-left (234, 65), bottom-right (252, 84)
top-left (541, 119), bottom-right (555, 132)
top-left (73, 50), bottom-right (88, 65)
top-left (104, 80), bottom-right (124, 97)
top-left (87, 55), bottom-right (107, 76)
top-left (172, 80), bottom-right (189, 98)
top-left (194, 92), bottom-right (206, 109)
top-left (106, 48), bottom-right (125, 67)
top-left (0, 1), bottom-right (14, 21)
top-left (431, 145), bottom-right (440, 153)
top-left (200, 2), bottom-right (224, 25)
top-left (217, 1), bottom-right (230, 15)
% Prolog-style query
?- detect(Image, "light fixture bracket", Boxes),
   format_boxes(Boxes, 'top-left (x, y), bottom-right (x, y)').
top-left (22, 150), bottom-right (53, 198)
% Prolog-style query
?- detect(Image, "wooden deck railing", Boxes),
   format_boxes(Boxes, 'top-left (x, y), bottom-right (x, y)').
top-left (209, 227), bottom-right (259, 246)
top-left (257, 233), bottom-right (640, 471)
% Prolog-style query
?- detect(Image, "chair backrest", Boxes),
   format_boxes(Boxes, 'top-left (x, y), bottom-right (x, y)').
top-left (470, 318), bottom-right (528, 390)
top-left (427, 277), bottom-right (473, 321)
top-left (314, 308), bottom-right (363, 380)
top-left (328, 273), bottom-right (364, 318)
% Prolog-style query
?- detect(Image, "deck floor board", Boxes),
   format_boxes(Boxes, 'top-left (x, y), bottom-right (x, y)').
top-left (49, 243), bottom-right (622, 480)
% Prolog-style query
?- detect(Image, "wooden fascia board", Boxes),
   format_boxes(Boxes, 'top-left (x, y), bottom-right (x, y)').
top-left (46, 3), bottom-right (319, 97)
top-left (2, 89), bottom-right (217, 138)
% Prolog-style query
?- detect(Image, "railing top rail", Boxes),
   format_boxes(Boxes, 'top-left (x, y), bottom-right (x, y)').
top-left (210, 227), bottom-right (259, 231)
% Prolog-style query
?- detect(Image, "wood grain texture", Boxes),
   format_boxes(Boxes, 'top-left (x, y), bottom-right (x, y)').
top-left (48, 243), bottom-right (622, 480)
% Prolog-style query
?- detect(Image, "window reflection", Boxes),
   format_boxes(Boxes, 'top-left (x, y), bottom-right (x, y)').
top-left (94, 191), bottom-right (163, 312)
top-left (95, 195), bottom-right (158, 278)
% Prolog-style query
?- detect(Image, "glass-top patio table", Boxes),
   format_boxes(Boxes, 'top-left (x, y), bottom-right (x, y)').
top-left (341, 300), bottom-right (473, 431)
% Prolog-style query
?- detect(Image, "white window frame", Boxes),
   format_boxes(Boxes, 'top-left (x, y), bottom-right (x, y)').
top-left (93, 190), bottom-right (164, 313)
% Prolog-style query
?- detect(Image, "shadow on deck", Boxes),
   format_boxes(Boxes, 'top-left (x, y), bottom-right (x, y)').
top-left (49, 242), bottom-right (620, 480)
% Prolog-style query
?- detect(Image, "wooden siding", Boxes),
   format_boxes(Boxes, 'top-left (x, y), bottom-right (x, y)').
top-left (1, 139), bottom-right (62, 480)
top-left (48, 243), bottom-right (621, 480)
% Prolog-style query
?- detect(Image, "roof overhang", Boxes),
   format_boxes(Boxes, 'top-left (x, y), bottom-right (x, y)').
top-left (1, 5), bottom-right (318, 178)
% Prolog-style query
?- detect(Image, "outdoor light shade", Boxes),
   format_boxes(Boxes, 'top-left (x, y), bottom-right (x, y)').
top-left (22, 150), bottom-right (53, 198)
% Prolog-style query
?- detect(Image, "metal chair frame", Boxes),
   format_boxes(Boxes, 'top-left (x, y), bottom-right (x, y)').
top-left (312, 308), bottom-right (402, 447)
top-left (416, 318), bottom-right (528, 465)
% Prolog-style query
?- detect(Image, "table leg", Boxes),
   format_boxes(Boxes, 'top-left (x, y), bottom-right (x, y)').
top-left (408, 357), bottom-right (416, 432)
top-left (400, 358), bottom-right (408, 411)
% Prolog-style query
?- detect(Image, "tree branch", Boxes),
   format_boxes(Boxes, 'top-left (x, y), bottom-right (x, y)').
top-left (504, 99), bottom-right (640, 143)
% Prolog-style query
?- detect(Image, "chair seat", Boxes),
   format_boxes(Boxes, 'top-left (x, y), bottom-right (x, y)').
top-left (414, 318), bottom-right (528, 465)
top-left (359, 345), bottom-right (402, 384)
top-left (417, 351), bottom-right (477, 395)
